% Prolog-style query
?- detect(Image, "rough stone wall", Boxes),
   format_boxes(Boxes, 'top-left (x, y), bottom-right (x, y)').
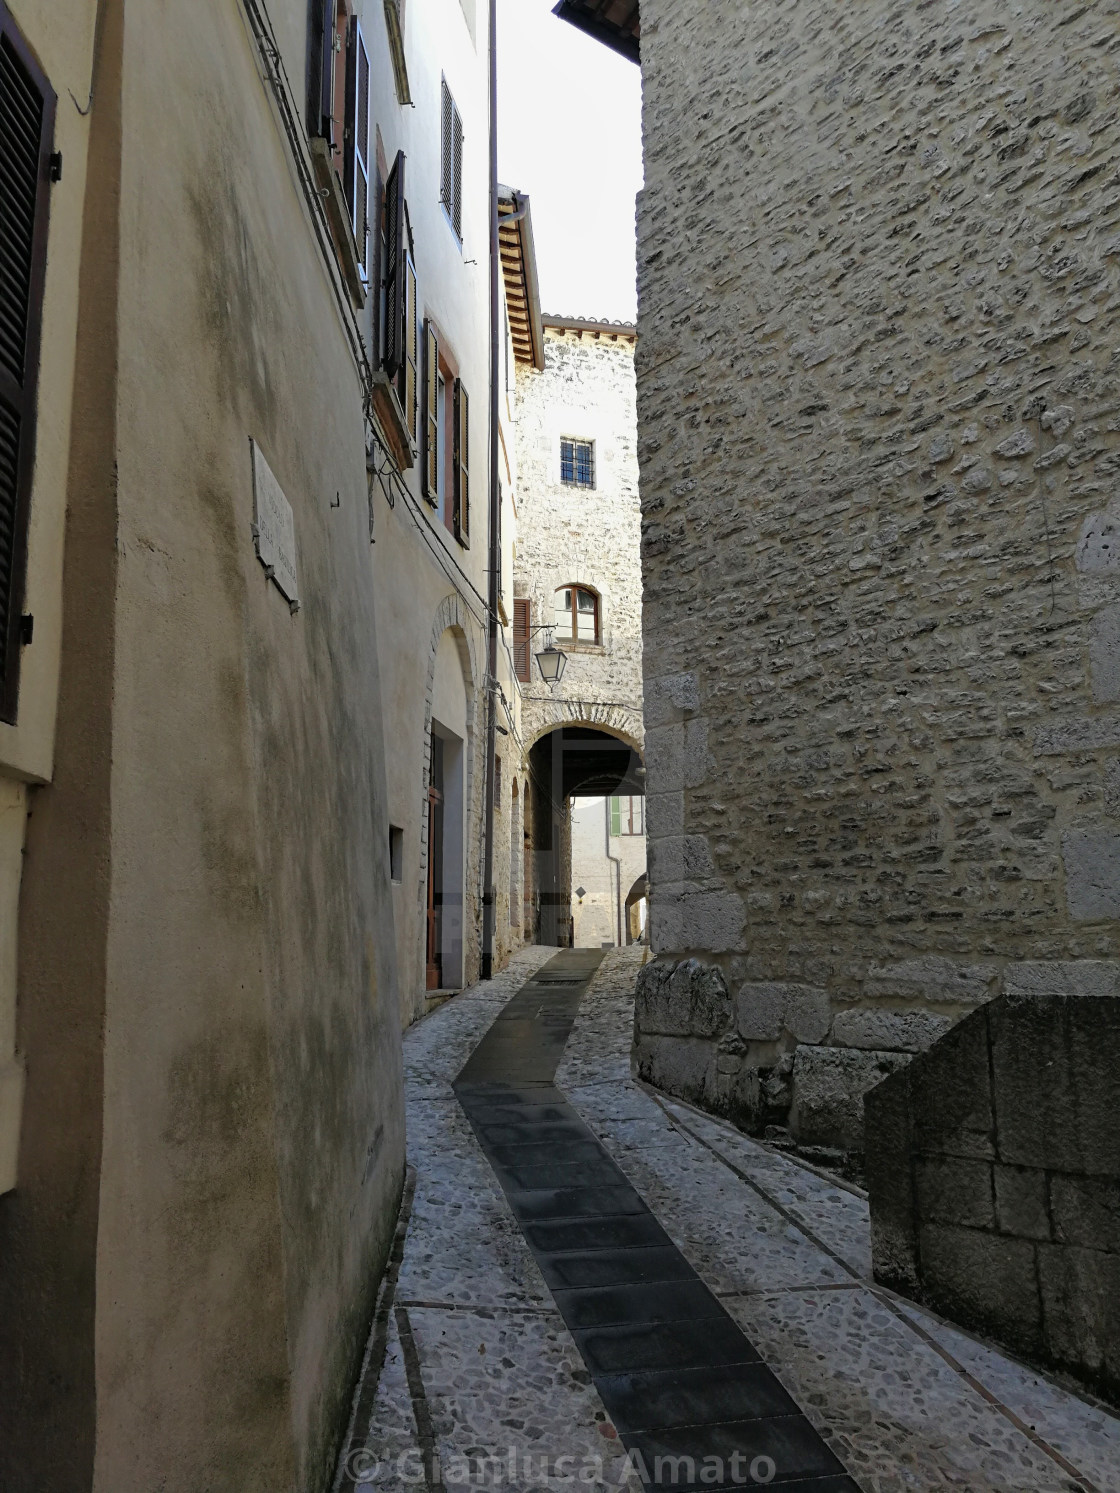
top-left (515, 326), bottom-right (645, 757)
top-left (635, 0), bottom-right (1120, 1148)
top-left (866, 988), bottom-right (1120, 1407)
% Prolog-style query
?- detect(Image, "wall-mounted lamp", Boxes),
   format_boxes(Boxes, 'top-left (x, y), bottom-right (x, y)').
top-left (535, 628), bottom-right (568, 687)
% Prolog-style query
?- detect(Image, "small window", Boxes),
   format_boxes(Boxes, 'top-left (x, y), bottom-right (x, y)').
top-left (388, 824), bottom-right (404, 882)
top-left (554, 585), bottom-right (599, 645)
top-left (610, 797), bottom-right (644, 837)
top-left (560, 438), bottom-right (594, 489)
top-left (440, 79), bottom-right (464, 242)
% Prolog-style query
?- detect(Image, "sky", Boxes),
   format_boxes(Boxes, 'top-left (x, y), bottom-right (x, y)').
top-left (496, 0), bottom-right (643, 323)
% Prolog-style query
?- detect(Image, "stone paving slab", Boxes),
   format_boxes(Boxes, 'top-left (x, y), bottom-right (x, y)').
top-left (340, 947), bottom-right (1120, 1493)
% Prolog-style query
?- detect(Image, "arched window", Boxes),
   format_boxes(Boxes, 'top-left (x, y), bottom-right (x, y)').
top-left (554, 585), bottom-right (600, 645)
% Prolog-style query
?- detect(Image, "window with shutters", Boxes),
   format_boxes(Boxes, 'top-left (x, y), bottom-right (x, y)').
top-left (0, 7), bottom-right (55, 724)
top-left (554, 585), bottom-right (600, 645)
top-left (440, 78), bottom-right (464, 244)
top-left (513, 599), bottom-right (531, 684)
top-left (560, 437), bottom-right (595, 488)
top-left (452, 378), bottom-right (469, 546)
top-left (609, 796), bottom-right (644, 837)
top-left (343, 17), bottom-right (371, 281)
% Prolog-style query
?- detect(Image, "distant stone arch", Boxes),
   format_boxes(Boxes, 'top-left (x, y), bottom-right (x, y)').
top-left (524, 699), bottom-right (644, 758)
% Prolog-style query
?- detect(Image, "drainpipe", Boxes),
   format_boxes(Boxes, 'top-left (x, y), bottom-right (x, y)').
top-left (605, 800), bottom-right (623, 948)
top-left (479, 0), bottom-right (500, 980)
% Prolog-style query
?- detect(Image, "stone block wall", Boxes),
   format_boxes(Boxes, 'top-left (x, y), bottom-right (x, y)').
top-left (635, 0), bottom-right (1120, 1142)
top-left (865, 989), bottom-right (1120, 1406)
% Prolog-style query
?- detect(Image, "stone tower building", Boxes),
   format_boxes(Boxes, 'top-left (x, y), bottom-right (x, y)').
top-left (571, 0), bottom-right (1120, 1153)
top-left (513, 318), bottom-right (645, 943)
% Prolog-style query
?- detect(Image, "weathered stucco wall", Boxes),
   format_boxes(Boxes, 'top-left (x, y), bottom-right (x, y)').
top-left (635, 0), bottom-right (1120, 1151)
top-left (1, 1), bottom-right (406, 1489)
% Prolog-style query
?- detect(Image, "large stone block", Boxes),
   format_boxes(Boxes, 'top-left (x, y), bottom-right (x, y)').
top-left (863, 958), bottom-right (997, 1006)
top-left (735, 982), bottom-right (830, 1044)
top-left (1002, 961), bottom-right (1120, 1001)
top-left (668, 957), bottom-right (731, 1039)
top-left (909, 1007), bottom-right (995, 1161)
top-left (919, 1224), bottom-right (1043, 1362)
top-left (1063, 828), bottom-right (1120, 921)
top-left (832, 1007), bottom-right (952, 1053)
top-left (915, 1158), bottom-right (995, 1231)
top-left (632, 1032), bottom-right (718, 1112)
top-left (634, 959), bottom-right (689, 1037)
top-left (791, 1046), bottom-right (909, 1151)
top-left (1050, 1176), bottom-right (1120, 1254)
top-left (991, 993), bottom-right (1120, 1176)
top-left (1038, 1243), bottom-right (1120, 1402)
top-left (994, 1166), bottom-right (1051, 1243)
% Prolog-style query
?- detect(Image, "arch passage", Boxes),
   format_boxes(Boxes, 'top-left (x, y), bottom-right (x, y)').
top-left (528, 726), bottom-right (645, 947)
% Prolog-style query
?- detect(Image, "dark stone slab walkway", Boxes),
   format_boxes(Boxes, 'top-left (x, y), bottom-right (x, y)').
top-left (453, 949), bottom-right (860, 1493)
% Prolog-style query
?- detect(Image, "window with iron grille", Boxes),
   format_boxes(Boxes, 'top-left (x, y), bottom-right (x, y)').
top-left (440, 79), bottom-right (464, 242)
top-left (0, 6), bottom-right (55, 724)
top-left (560, 438), bottom-right (594, 488)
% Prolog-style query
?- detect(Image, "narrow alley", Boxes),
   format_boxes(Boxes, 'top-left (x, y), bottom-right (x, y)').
top-left (338, 947), bottom-right (1119, 1493)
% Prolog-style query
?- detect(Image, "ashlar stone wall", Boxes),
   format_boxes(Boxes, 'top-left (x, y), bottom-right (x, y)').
top-left (634, 0), bottom-right (1120, 1152)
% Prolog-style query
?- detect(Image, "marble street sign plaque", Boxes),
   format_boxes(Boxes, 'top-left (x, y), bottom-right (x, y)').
top-left (251, 440), bottom-right (300, 606)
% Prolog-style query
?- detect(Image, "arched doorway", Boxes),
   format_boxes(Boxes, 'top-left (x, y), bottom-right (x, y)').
top-left (527, 725), bottom-right (645, 948)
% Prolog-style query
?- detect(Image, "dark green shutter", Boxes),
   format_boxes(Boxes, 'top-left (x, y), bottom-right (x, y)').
top-left (0, 9), bottom-right (55, 723)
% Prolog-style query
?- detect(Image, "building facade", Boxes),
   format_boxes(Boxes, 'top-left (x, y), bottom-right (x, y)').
top-left (557, 0), bottom-right (1120, 1156)
top-left (0, 0), bottom-right (538, 1487)
top-left (513, 319), bottom-right (645, 943)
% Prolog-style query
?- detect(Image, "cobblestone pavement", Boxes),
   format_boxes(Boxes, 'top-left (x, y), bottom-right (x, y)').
top-left (338, 947), bottom-right (1120, 1493)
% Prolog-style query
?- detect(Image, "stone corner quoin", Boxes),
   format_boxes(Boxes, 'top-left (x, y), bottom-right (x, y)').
top-left (632, 0), bottom-right (1120, 1156)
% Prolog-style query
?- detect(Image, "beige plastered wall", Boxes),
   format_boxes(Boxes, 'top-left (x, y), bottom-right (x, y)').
top-left (1, 0), bottom-right (406, 1489)
top-left (0, 0), bottom-right (98, 1195)
top-left (367, 0), bottom-right (528, 1027)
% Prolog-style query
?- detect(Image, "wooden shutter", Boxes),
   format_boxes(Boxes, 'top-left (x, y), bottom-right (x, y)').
top-left (0, 12), bottom-right (55, 724)
top-left (452, 378), bottom-right (468, 545)
top-left (400, 251), bottom-right (418, 441)
top-left (344, 17), bottom-right (370, 278)
top-left (440, 80), bottom-right (453, 213)
top-left (610, 798), bottom-right (622, 837)
top-left (513, 599), bottom-right (531, 684)
top-left (382, 150), bottom-right (405, 377)
top-left (422, 320), bottom-right (439, 502)
top-left (452, 106), bottom-right (464, 239)
top-left (308, 0), bottom-right (336, 139)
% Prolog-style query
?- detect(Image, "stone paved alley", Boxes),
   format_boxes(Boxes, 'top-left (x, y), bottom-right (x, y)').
top-left (337, 948), bottom-right (1120, 1493)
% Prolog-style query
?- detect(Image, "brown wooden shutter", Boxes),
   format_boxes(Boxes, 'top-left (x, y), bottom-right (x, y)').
top-left (0, 10), bottom-right (55, 724)
top-left (422, 320), bottom-right (439, 502)
top-left (344, 17), bottom-right (370, 279)
top-left (402, 251), bottom-right (418, 441)
top-left (452, 378), bottom-right (468, 545)
top-left (513, 599), bottom-right (531, 684)
top-left (382, 150), bottom-right (405, 377)
top-left (452, 107), bottom-right (464, 239)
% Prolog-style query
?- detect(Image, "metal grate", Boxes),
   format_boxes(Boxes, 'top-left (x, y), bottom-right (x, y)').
top-left (560, 438), bottom-right (594, 488)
